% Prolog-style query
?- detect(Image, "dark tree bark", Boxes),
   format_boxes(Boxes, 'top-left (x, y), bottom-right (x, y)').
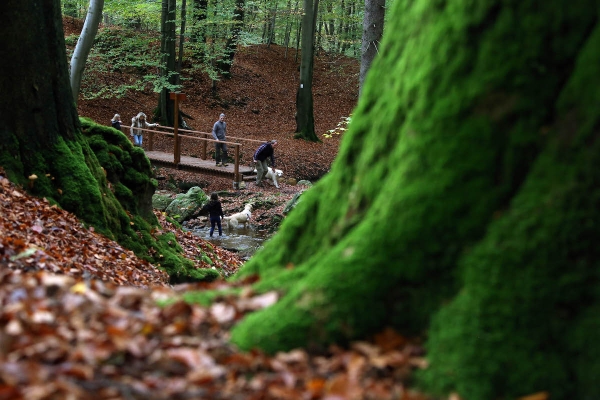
top-left (1, 0), bottom-right (79, 151)
top-left (294, 0), bottom-right (320, 142)
top-left (158, 0), bottom-right (178, 126)
top-left (359, 0), bottom-right (385, 96)
top-left (0, 0), bottom-right (154, 231)
top-left (231, 0), bottom-right (600, 398)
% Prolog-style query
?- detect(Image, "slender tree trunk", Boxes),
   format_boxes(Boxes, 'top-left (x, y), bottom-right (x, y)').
top-left (158, 0), bottom-right (178, 126)
top-left (176, 0), bottom-right (187, 85)
top-left (191, 0), bottom-right (208, 60)
top-left (359, 0), bottom-right (385, 97)
top-left (70, 0), bottom-right (105, 105)
top-left (294, 0), bottom-right (320, 142)
top-left (284, 0), bottom-right (293, 56)
top-left (217, 0), bottom-right (245, 78)
top-left (268, 4), bottom-right (277, 46)
top-left (294, 7), bottom-right (301, 62)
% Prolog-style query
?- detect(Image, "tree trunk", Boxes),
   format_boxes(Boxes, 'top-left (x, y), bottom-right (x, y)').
top-left (231, 0), bottom-right (600, 398)
top-left (359, 0), bottom-right (384, 97)
top-left (176, 0), bottom-right (187, 85)
top-left (294, 0), bottom-right (320, 142)
top-left (158, 0), bottom-right (178, 126)
top-left (190, 0), bottom-right (208, 60)
top-left (70, 0), bottom-right (105, 105)
top-left (217, 0), bottom-right (245, 78)
top-left (0, 0), bottom-right (152, 233)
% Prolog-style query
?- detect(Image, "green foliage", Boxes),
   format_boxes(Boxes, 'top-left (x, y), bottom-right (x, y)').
top-left (103, 0), bottom-right (163, 29)
top-left (64, 34), bottom-right (79, 47)
top-left (72, 26), bottom-right (166, 100)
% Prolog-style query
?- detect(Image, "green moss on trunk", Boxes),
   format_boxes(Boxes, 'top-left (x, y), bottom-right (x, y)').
top-left (231, 1), bottom-right (600, 398)
top-left (421, 21), bottom-right (600, 399)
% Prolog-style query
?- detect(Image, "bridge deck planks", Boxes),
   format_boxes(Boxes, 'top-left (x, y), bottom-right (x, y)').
top-left (145, 151), bottom-right (256, 181)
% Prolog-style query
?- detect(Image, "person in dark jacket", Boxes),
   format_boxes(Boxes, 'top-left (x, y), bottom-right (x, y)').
top-left (201, 193), bottom-right (225, 237)
top-left (253, 140), bottom-right (277, 187)
top-left (111, 114), bottom-right (122, 131)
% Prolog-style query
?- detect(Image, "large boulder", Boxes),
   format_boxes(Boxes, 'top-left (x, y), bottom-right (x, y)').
top-left (164, 187), bottom-right (208, 223)
top-left (152, 192), bottom-right (174, 211)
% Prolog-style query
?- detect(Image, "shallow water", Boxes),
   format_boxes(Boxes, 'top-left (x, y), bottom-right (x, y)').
top-left (188, 225), bottom-right (272, 260)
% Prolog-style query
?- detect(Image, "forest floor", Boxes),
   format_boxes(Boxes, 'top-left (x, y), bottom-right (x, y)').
top-left (0, 18), bottom-right (436, 400)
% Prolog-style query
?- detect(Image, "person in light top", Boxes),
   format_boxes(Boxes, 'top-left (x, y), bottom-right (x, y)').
top-left (130, 112), bottom-right (159, 147)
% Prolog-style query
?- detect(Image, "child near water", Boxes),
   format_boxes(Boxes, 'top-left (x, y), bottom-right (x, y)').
top-left (201, 193), bottom-right (225, 237)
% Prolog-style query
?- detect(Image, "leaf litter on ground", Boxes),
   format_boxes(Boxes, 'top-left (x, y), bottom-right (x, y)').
top-left (0, 168), bottom-right (436, 400)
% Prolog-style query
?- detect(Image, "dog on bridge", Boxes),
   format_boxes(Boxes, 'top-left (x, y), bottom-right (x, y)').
top-left (223, 203), bottom-right (253, 229)
top-left (252, 167), bottom-right (283, 188)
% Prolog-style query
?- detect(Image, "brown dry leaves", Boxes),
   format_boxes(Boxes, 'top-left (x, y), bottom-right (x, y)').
top-left (0, 168), bottom-right (433, 400)
top-left (0, 172), bottom-right (168, 288)
top-left (0, 266), bottom-right (431, 400)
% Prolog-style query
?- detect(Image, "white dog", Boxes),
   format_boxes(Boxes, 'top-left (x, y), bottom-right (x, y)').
top-left (223, 203), bottom-right (253, 229)
top-left (253, 167), bottom-right (283, 188)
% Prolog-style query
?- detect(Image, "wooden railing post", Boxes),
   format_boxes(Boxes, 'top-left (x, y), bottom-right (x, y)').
top-left (170, 92), bottom-right (186, 165)
top-left (202, 134), bottom-right (208, 160)
top-left (234, 144), bottom-right (240, 187)
top-left (149, 129), bottom-right (154, 151)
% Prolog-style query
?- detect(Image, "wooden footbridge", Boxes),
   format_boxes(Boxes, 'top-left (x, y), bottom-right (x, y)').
top-left (121, 124), bottom-right (266, 186)
top-left (122, 94), bottom-right (272, 186)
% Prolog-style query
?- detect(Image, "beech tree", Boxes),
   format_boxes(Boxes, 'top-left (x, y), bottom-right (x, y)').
top-left (359, 0), bottom-right (384, 96)
top-left (216, 0), bottom-right (245, 78)
top-left (230, 0), bottom-right (600, 398)
top-left (294, 0), bottom-right (320, 142)
top-left (157, 0), bottom-right (179, 125)
top-left (70, 0), bottom-right (105, 104)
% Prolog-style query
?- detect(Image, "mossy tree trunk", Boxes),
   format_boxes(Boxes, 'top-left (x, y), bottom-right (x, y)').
top-left (231, 0), bottom-right (600, 398)
top-left (0, 0), bottom-right (119, 235)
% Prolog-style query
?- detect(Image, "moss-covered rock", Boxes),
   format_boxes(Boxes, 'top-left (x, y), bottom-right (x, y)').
top-left (164, 186), bottom-right (208, 223)
top-left (152, 193), bottom-right (174, 211)
top-left (283, 191), bottom-right (304, 215)
top-left (81, 118), bottom-right (156, 221)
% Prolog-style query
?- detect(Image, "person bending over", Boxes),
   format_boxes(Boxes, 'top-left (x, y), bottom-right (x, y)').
top-left (253, 140), bottom-right (277, 187)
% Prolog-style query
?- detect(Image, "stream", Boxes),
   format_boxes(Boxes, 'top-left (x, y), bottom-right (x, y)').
top-left (188, 225), bottom-right (272, 260)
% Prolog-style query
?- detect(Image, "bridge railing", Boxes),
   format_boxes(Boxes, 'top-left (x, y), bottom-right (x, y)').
top-left (122, 125), bottom-right (267, 183)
